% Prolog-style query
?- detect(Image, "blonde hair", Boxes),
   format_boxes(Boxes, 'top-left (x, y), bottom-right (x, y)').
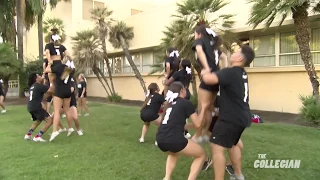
top-left (79, 73), bottom-right (87, 82)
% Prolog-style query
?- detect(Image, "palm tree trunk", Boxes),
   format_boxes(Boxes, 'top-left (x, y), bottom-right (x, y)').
top-left (96, 67), bottom-right (113, 95)
top-left (99, 23), bottom-right (115, 95)
top-left (92, 68), bottom-right (110, 97)
top-left (16, 0), bottom-right (25, 97)
top-left (292, 4), bottom-right (319, 98)
top-left (119, 35), bottom-right (147, 94)
top-left (38, 14), bottom-right (44, 61)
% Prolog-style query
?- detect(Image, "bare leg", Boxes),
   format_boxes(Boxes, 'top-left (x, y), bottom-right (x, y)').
top-left (0, 96), bottom-right (6, 110)
top-left (211, 143), bottom-right (226, 180)
top-left (139, 122), bottom-right (150, 141)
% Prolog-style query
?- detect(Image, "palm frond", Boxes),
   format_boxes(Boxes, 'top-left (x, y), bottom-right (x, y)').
top-left (0, 43), bottom-right (21, 76)
top-left (43, 17), bottom-right (66, 43)
top-left (108, 21), bottom-right (134, 49)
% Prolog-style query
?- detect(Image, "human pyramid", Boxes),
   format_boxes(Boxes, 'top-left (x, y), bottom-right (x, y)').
top-left (139, 24), bottom-right (255, 180)
top-left (23, 28), bottom-right (89, 143)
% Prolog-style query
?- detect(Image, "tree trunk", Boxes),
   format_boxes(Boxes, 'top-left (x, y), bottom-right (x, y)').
top-left (38, 14), bottom-right (44, 61)
top-left (99, 21), bottom-right (115, 95)
top-left (119, 35), bottom-right (147, 94)
top-left (16, 0), bottom-right (25, 97)
top-left (92, 68), bottom-right (110, 97)
top-left (96, 67), bottom-right (113, 95)
top-left (292, 3), bottom-right (319, 98)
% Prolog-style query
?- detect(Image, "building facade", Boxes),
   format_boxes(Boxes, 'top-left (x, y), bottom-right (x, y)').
top-left (23, 0), bottom-right (320, 114)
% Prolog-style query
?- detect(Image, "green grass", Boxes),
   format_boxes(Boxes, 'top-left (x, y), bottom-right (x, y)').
top-left (0, 103), bottom-right (320, 180)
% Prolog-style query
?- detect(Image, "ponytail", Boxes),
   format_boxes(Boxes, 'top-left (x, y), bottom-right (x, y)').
top-left (181, 59), bottom-right (192, 89)
top-left (169, 50), bottom-right (180, 72)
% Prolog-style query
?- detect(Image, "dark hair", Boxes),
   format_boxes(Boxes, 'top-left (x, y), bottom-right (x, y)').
top-left (28, 73), bottom-right (37, 88)
top-left (195, 24), bottom-right (222, 50)
top-left (161, 82), bottom-right (184, 122)
top-left (141, 83), bottom-right (159, 110)
top-left (240, 45), bottom-right (255, 66)
top-left (50, 28), bottom-right (61, 46)
top-left (181, 59), bottom-right (192, 88)
top-left (167, 47), bottom-right (180, 73)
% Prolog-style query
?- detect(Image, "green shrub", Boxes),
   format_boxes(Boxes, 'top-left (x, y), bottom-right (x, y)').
top-left (299, 95), bottom-right (320, 125)
top-left (107, 93), bottom-right (122, 102)
top-left (20, 59), bottom-right (43, 92)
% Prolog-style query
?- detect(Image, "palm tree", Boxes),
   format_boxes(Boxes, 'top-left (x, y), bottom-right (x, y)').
top-left (26, 0), bottom-right (70, 61)
top-left (0, 43), bottom-right (21, 96)
top-left (91, 7), bottom-right (116, 95)
top-left (247, 0), bottom-right (320, 97)
top-left (0, 0), bottom-right (16, 45)
top-left (72, 30), bottom-right (112, 96)
top-left (43, 17), bottom-right (66, 43)
top-left (151, 0), bottom-right (235, 96)
top-left (109, 21), bottom-right (147, 93)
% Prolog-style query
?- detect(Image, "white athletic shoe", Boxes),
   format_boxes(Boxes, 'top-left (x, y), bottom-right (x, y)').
top-left (154, 141), bottom-right (158, 146)
top-left (77, 130), bottom-right (83, 136)
top-left (202, 135), bottom-right (210, 143)
top-left (139, 138), bottom-right (144, 143)
top-left (33, 136), bottom-right (47, 142)
top-left (1, 110), bottom-right (6, 113)
top-left (49, 131), bottom-right (59, 142)
top-left (67, 128), bottom-right (74, 137)
top-left (58, 128), bottom-right (67, 133)
top-left (24, 134), bottom-right (32, 140)
top-left (61, 114), bottom-right (66, 118)
top-left (184, 133), bottom-right (192, 139)
top-left (84, 113), bottom-right (89, 117)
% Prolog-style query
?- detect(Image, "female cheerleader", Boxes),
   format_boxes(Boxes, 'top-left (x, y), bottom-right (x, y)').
top-left (44, 57), bottom-right (75, 142)
top-left (156, 82), bottom-right (208, 180)
top-left (163, 48), bottom-right (180, 95)
top-left (44, 28), bottom-right (72, 96)
top-left (77, 73), bottom-right (89, 116)
top-left (164, 59), bottom-right (193, 139)
top-left (0, 79), bottom-right (6, 113)
top-left (60, 78), bottom-right (83, 136)
top-left (24, 73), bottom-right (53, 142)
top-left (192, 24), bottom-right (227, 143)
top-left (139, 83), bottom-right (164, 143)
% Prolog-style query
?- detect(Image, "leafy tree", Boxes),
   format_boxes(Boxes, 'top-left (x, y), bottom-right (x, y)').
top-left (109, 21), bottom-right (147, 93)
top-left (247, 0), bottom-right (320, 97)
top-left (72, 29), bottom-right (112, 96)
top-left (91, 7), bottom-right (116, 95)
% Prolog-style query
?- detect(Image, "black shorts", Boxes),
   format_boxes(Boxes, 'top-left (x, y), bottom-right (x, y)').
top-left (158, 140), bottom-right (188, 153)
top-left (0, 91), bottom-right (4, 96)
top-left (29, 109), bottom-right (50, 121)
top-left (140, 109), bottom-right (159, 122)
top-left (199, 81), bottom-right (219, 92)
top-left (208, 116), bottom-right (218, 132)
top-left (46, 96), bottom-right (53, 103)
top-left (54, 87), bottom-right (72, 99)
top-left (210, 120), bottom-right (245, 148)
top-left (52, 60), bottom-right (62, 68)
top-left (70, 93), bottom-right (77, 107)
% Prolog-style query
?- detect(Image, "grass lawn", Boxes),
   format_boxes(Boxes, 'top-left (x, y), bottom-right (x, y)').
top-left (0, 102), bottom-right (319, 180)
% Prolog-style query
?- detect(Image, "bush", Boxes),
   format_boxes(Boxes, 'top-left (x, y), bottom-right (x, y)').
top-left (299, 95), bottom-right (320, 125)
top-left (107, 93), bottom-right (122, 102)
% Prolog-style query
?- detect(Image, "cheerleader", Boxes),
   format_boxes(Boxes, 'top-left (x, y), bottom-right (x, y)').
top-left (0, 79), bottom-right (6, 113)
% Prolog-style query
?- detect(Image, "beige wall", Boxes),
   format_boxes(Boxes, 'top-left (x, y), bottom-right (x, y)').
top-left (86, 66), bottom-right (320, 114)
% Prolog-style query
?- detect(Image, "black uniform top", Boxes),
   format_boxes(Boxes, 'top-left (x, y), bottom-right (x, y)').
top-left (51, 63), bottom-right (74, 88)
top-left (192, 38), bottom-right (221, 72)
top-left (142, 93), bottom-right (165, 114)
top-left (45, 43), bottom-right (67, 59)
top-left (70, 78), bottom-right (76, 95)
top-left (216, 66), bottom-right (251, 127)
top-left (27, 83), bottom-right (49, 112)
top-left (77, 81), bottom-right (87, 96)
top-left (172, 70), bottom-right (190, 89)
top-left (156, 98), bottom-right (195, 143)
top-left (164, 57), bottom-right (179, 78)
top-left (0, 81), bottom-right (3, 95)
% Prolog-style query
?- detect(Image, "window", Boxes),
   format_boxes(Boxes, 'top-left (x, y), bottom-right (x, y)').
top-left (280, 32), bottom-right (302, 66)
top-left (114, 57), bottom-right (122, 74)
top-left (252, 35), bottom-right (275, 67)
top-left (123, 54), bottom-right (141, 73)
top-left (311, 28), bottom-right (320, 64)
top-left (83, 0), bottom-right (105, 20)
top-left (131, 9), bottom-right (143, 16)
top-left (142, 52), bottom-right (154, 73)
